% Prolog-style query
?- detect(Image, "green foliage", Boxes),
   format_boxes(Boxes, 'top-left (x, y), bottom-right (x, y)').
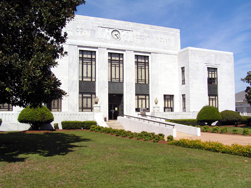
top-left (212, 126), bottom-right (219, 133)
top-left (90, 125), bottom-right (96, 132)
top-left (158, 133), bottom-right (165, 141)
top-left (197, 106), bottom-right (222, 125)
top-left (232, 128), bottom-right (239, 134)
top-left (61, 121), bottom-right (96, 130)
top-left (220, 110), bottom-right (242, 125)
top-left (241, 71), bottom-right (251, 105)
top-left (240, 116), bottom-right (251, 125)
top-left (115, 129), bottom-right (123, 136)
top-left (202, 125), bottom-right (210, 132)
top-left (54, 123), bottom-right (59, 129)
top-left (168, 139), bottom-right (251, 157)
top-left (18, 105), bottom-right (53, 129)
top-left (95, 126), bottom-right (102, 132)
top-left (220, 127), bottom-right (228, 134)
top-left (121, 130), bottom-right (128, 137)
top-left (152, 135), bottom-right (161, 143)
top-left (243, 128), bottom-right (250, 136)
top-left (0, 118), bottom-right (2, 125)
top-left (0, 0), bottom-right (85, 107)
top-left (168, 119), bottom-right (198, 126)
top-left (167, 135), bottom-right (174, 142)
top-left (110, 129), bottom-right (116, 135)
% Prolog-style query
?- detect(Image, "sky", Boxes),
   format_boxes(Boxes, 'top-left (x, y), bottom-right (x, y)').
top-left (76, 0), bottom-right (251, 93)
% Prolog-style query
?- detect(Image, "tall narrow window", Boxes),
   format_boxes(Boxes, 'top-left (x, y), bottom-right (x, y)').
top-left (108, 53), bottom-right (123, 82)
top-left (164, 95), bottom-right (174, 112)
top-left (182, 94), bottom-right (186, 112)
top-left (79, 93), bottom-right (96, 112)
top-left (79, 50), bottom-right (96, 81)
top-left (135, 55), bottom-right (149, 84)
top-left (181, 67), bottom-right (185, 85)
top-left (0, 103), bottom-right (13, 111)
top-left (51, 98), bottom-right (62, 112)
top-left (208, 95), bottom-right (218, 108)
top-left (135, 94), bottom-right (149, 112)
top-left (208, 68), bottom-right (217, 85)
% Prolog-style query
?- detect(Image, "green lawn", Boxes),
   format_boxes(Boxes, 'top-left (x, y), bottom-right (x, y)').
top-left (208, 126), bottom-right (251, 134)
top-left (1, 130), bottom-right (251, 187)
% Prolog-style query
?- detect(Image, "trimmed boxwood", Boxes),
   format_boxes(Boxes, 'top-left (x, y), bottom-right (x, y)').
top-left (18, 105), bottom-right (54, 130)
top-left (220, 110), bottom-right (242, 125)
top-left (61, 121), bottom-right (97, 129)
top-left (168, 119), bottom-right (198, 126)
top-left (240, 116), bottom-right (251, 125)
top-left (197, 106), bottom-right (222, 125)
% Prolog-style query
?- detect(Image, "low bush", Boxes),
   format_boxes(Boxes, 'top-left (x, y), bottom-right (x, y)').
top-left (61, 121), bottom-right (97, 129)
top-left (54, 123), bottom-right (59, 129)
top-left (243, 128), bottom-right (250, 136)
top-left (115, 129), bottom-right (123, 136)
top-left (95, 126), bottom-right (102, 132)
top-left (220, 127), bottom-right (228, 134)
top-left (110, 129), bottom-right (116, 135)
top-left (212, 126), bottom-right (219, 133)
top-left (232, 128), bottom-right (238, 134)
top-left (104, 128), bottom-right (112, 134)
top-left (168, 119), bottom-right (198, 126)
top-left (168, 139), bottom-right (251, 157)
top-left (61, 121), bottom-right (84, 129)
top-left (167, 135), bottom-right (174, 142)
top-left (220, 110), bottom-right (242, 125)
top-left (121, 130), bottom-right (128, 137)
top-left (0, 118), bottom-right (2, 125)
top-left (153, 135), bottom-right (161, 143)
top-left (202, 125), bottom-right (210, 132)
top-left (197, 106), bottom-right (222, 125)
top-left (90, 125), bottom-right (96, 132)
top-left (100, 127), bottom-right (106, 133)
top-left (158, 133), bottom-right (165, 141)
top-left (240, 116), bottom-right (251, 125)
top-left (18, 105), bottom-right (54, 130)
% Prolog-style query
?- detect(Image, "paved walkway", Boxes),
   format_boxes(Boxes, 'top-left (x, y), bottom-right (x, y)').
top-left (175, 132), bottom-right (251, 146)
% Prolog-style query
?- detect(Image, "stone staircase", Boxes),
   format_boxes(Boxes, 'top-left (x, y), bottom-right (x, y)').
top-left (106, 120), bottom-right (124, 130)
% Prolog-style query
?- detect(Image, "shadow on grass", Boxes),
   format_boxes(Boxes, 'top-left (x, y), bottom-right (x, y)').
top-left (0, 132), bottom-right (91, 162)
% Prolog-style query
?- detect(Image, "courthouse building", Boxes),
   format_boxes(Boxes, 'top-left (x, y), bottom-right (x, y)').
top-left (0, 15), bottom-right (235, 128)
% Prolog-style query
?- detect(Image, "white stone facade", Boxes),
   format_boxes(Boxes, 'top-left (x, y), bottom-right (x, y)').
top-left (0, 15), bottom-right (235, 130)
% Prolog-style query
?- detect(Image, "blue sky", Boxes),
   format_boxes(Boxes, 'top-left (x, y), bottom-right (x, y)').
top-left (76, 0), bottom-right (251, 93)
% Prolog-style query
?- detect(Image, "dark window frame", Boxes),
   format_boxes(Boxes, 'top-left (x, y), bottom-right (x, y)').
top-left (0, 103), bottom-right (13, 111)
top-left (51, 98), bottom-right (62, 112)
top-left (79, 93), bottom-right (96, 112)
top-left (182, 94), bottom-right (186, 112)
top-left (181, 67), bottom-right (185, 85)
top-left (208, 95), bottom-right (218, 108)
top-left (208, 68), bottom-right (217, 85)
top-left (108, 53), bottom-right (123, 83)
top-left (135, 55), bottom-right (149, 84)
top-left (164, 95), bottom-right (174, 112)
top-left (135, 94), bottom-right (149, 112)
top-left (79, 50), bottom-right (96, 82)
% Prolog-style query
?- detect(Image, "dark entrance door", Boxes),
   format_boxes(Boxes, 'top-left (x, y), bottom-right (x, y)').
top-left (109, 94), bottom-right (123, 120)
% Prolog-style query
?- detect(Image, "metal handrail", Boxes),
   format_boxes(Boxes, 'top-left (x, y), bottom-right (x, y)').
top-left (124, 114), bottom-right (175, 128)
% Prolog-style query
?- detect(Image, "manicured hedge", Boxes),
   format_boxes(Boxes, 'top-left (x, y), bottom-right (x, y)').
top-left (167, 119), bottom-right (198, 126)
top-left (18, 105), bottom-right (54, 130)
top-left (168, 139), bottom-right (251, 158)
top-left (240, 116), bottom-right (251, 125)
top-left (220, 110), bottom-right (242, 125)
top-left (197, 106), bottom-right (222, 125)
top-left (61, 121), bottom-right (97, 129)
top-left (0, 118), bottom-right (2, 125)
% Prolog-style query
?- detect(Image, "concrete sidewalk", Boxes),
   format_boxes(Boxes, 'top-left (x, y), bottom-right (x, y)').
top-left (175, 132), bottom-right (251, 146)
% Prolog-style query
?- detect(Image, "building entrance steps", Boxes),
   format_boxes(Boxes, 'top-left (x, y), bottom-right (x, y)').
top-left (106, 120), bottom-right (124, 130)
top-left (175, 132), bottom-right (251, 146)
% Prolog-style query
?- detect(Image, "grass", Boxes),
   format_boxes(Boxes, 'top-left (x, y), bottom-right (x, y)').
top-left (1, 131), bottom-right (251, 187)
top-left (206, 126), bottom-right (251, 134)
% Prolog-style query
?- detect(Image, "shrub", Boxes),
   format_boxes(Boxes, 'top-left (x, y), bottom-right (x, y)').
top-left (243, 128), bottom-right (250, 136)
top-left (115, 129), bottom-right (123, 136)
top-left (220, 110), bottom-right (242, 125)
top-left (202, 125), bottom-right (210, 132)
top-left (137, 133), bottom-right (144, 140)
top-left (240, 116), bottom-right (251, 125)
top-left (168, 139), bottom-right (251, 158)
top-left (104, 128), bottom-right (112, 134)
top-left (167, 135), bottom-right (174, 142)
top-left (110, 129), bottom-right (116, 135)
top-left (0, 118), bottom-right (2, 126)
top-left (54, 123), bottom-right (59, 129)
top-left (100, 127), bottom-right (106, 133)
top-left (212, 126), bottom-right (219, 133)
top-left (90, 125), bottom-right (96, 132)
top-left (168, 119), bottom-right (198, 126)
top-left (61, 121), bottom-right (84, 129)
top-left (220, 127), bottom-right (228, 134)
top-left (197, 106), bottom-right (221, 125)
top-left (121, 130), bottom-right (128, 137)
top-left (85, 121), bottom-right (97, 129)
top-left (18, 105), bottom-right (54, 130)
top-left (153, 135), bottom-right (160, 143)
top-left (158, 133), bottom-right (165, 141)
top-left (95, 126), bottom-right (102, 132)
top-left (232, 128), bottom-right (238, 134)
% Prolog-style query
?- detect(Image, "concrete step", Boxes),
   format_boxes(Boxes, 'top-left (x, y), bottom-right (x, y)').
top-left (106, 120), bottom-right (124, 130)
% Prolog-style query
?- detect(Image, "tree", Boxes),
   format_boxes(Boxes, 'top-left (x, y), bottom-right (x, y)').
top-left (0, 0), bottom-right (85, 107)
top-left (241, 71), bottom-right (251, 105)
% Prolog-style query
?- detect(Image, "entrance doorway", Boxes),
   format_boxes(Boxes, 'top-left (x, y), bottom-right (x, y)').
top-left (109, 94), bottom-right (123, 120)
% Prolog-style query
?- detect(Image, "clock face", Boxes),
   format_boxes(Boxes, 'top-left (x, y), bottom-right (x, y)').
top-left (111, 30), bottom-right (121, 40)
